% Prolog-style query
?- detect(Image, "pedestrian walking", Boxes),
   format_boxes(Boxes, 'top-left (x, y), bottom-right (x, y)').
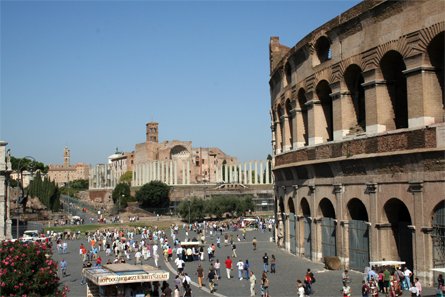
top-left (263, 253), bottom-right (269, 272)
top-left (342, 281), bottom-right (352, 297)
top-left (261, 272), bottom-right (270, 297)
top-left (250, 270), bottom-right (257, 297)
top-left (60, 259), bottom-right (67, 277)
top-left (196, 264), bottom-right (204, 288)
top-left (437, 274), bottom-right (444, 297)
top-left (208, 268), bottom-right (217, 293)
top-left (225, 256), bottom-right (233, 279)
top-left (297, 279), bottom-right (305, 297)
top-left (237, 259), bottom-right (244, 280)
top-left (361, 280), bottom-right (370, 297)
top-left (232, 243), bottom-right (237, 258)
top-left (244, 259), bottom-right (250, 279)
top-left (270, 254), bottom-right (276, 273)
top-left (252, 237), bottom-right (257, 251)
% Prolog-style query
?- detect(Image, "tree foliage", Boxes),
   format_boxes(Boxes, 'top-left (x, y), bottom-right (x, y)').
top-left (136, 181), bottom-right (170, 209)
top-left (60, 179), bottom-right (89, 196)
top-left (119, 171), bottom-right (133, 184)
top-left (177, 194), bottom-right (254, 221)
top-left (10, 156), bottom-right (48, 174)
top-left (112, 183), bottom-right (132, 210)
top-left (28, 172), bottom-right (61, 212)
top-left (0, 241), bottom-right (68, 296)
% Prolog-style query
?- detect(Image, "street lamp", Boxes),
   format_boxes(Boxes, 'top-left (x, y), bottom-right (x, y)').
top-left (188, 199), bottom-right (191, 225)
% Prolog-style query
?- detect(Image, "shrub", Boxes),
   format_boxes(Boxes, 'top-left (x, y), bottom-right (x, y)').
top-left (0, 240), bottom-right (68, 296)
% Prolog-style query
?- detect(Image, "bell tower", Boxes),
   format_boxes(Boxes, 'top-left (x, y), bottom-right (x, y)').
top-left (146, 122), bottom-right (159, 143)
top-left (63, 147), bottom-right (70, 168)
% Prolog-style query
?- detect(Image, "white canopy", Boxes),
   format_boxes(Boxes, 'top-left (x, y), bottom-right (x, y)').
top-left (369, 261), bottom-right (406, 267)
top-left (432, 268), bottom-right (445, 273)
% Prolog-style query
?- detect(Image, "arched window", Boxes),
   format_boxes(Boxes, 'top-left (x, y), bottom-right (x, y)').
top-left (285, 63), bottom-right (292, 86)
top-left (297, 88), bottom-right (309, 146)
top-left (314, 36), bottom-right (331, 65)
top-left (344, 64), bottom-right (366, 133)
top-left (380, 51), bottom-right (408, 129)
top-left (427, 31), bottom-right (444, 117)
top-left (316, 80), bottom-right (333, 141)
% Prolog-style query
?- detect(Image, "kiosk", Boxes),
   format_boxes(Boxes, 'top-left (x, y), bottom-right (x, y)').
top-left (84, 264), bottom-right (169, 297)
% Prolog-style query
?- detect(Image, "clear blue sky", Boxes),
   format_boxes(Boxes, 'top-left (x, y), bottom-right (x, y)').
top-left (1, 0), bottom-right (359, 165)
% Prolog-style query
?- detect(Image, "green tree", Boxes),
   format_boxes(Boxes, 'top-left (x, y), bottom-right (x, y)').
top-left (10, 156), bottom-right (48, 174)
top-left (119, 171), bottom-right (133, 184)
top-left (136, 181), bottom-right (170, 209)
top-left (177, 197), bottom-right (205, 222)
top-left (112, 183), bottom-right (131, 210)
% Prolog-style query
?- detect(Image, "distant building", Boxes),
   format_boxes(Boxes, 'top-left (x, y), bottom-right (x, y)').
top-left (48, 147), bottom-right (89, 186)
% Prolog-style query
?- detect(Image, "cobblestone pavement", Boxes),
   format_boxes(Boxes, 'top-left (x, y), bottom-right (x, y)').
top-left (52, 226), bottom-right (437, 297)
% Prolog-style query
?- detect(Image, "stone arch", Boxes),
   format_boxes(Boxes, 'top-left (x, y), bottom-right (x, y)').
top-left (427, 31), bottom-right (444, 114)
top-left (300, 197), bottom-right (311, 216)
top-left (319, 197), bottom-right (336, 219)
top-left (347, 198), bottom-right (369, 221)
top-left (343, 64), bottom-right (366, 133)
top-left (432, 200), bottom-right (445, 269)
top-left (288, 197), bottom-right (296, 214)
top-left (285, 62), bottom-right (292, 87)
top-left (285, 99), bottom-right (294, 149)
top-left (297, 88), bottom-right (309, 146)
top-left (170, 145), bottom-right (190, 159)
top-left (314, 35), bottom-right (331, 65)
top-left (383, 198), bottom-right (413, 269)
top-left (316, 80), bottom-right (334, 141)
top-left (380, 50), bottom-right (408, 129)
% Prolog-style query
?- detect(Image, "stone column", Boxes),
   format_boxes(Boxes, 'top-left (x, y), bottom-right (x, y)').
top-left (331, 89), bottom-right (357, 141)
top-left (224, 165), bottom-right (228, 184)
top-left (403, 63), bottom-right (441, 127)
top-left (366, 183), bottom-right (378, 261)
top-left (0, 141), bottom-right (7, 240)
top-left (308, 185), bottom-right (317, 260)
top-left (265, 161), bottom-right (270, 184)
top-left (244, 163), bottom-right (247, 184)
top-left (249, 162), bottom-right (253, 184)
top-left (409, 181), bottom-right (429, 283)
top-left (186, 159), bottom-right (190, 185)
top-left (281, 115), bottom-right (291, 152)
top-left (341, 221), bottom-right (350, 269)
top-left (259, 161), bottom-right (264, 184)
top-left (254, 161), bottom-right (258, 184)
top-left (174, 160), bottom-right (178, 185)
top-left (275, 119), bottom-right (282, 154)
top-left (334, 184), bottom-right (345, 262)
top-left (169, 161), bottom-right (173, 185)
top-left (294, 107), bottom-right (306, 148)
top-left (182, 160), bottom-right (186, 185)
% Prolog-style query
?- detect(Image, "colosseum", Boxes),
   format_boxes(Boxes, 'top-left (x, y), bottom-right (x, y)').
top-left (269, 0), bottom-right (444, 285)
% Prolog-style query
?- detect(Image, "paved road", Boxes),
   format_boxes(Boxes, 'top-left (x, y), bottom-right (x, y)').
top-left (52, 226), bottom-right (437, 297)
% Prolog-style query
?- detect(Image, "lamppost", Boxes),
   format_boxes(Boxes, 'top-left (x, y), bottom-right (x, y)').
top-left (187, 199), bottom-right (191, 225)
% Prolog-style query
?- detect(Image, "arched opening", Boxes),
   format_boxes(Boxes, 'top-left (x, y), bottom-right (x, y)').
top-left (380, 51), bottom-right (408, 129)
top-left (347, 198), bottom-right (369, 221)
top-left (319, 198), bottom-right (336, 257)
top-left (277, 106), bottom-right (284, 152)
top-left (384, 198), bottom-right (413, 269)
top-left (347, 198), bottom-right (369, 271)
top-left (432, 200), bottom-right (445, 271)
top-left (288, 198), bottom-right (297, 254)
top-left (285, 99), bottom-right (294, 150)
top-left (297, 88), bottom-right (309, 146)
top-left (301, 197), bottom-right (312, 259)
top-left (314, 36), bottom-right (331, 64)
top-left (316, 80), bottom-right (333, 141)
top-left (427, 32), bottom-right (444, 117)
top-left (344, 64), bottom-right (366, 133)
top-left (278, 196), bottom-right (286, 248)
top-left (285, 63), bottom-right (292, 86)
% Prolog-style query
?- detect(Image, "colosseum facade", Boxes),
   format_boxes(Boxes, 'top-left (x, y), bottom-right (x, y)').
top-left (269, 0), bottom-right (444, 285)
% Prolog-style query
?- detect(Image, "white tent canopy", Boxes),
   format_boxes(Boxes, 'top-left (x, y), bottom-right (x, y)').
top-left (369, 261), bottom-right (406, 267)
top-left (432, 268), bottom-right (445, 273)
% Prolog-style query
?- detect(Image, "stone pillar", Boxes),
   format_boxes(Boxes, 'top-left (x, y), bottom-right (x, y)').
top-left (182, 160), bottom-right (186, 185)
top-left (341, 221), bottom-right (350, 269)
top-left (403, 63), bottom-right (441, 127)
top-left (244, 163), bottom-right (247, 184)
top-left (366, 183), bottom-right (379, 261)
top-left (169, 161), bottom-right (173, 185)
top-left (275, 119), bottom-right (282, 154)
top-left (331, 89), bottom-right (357, 141)
top-left (259, 161), bottom-right (264, 184)
top-left (224, 165), bottom-right (229, 184)
top-left (249, 162), bottom-right (253, 184)
top-left (281, 115), bottom-right (291, 152)
top-left (265, 161), bottom-right (270, 184)
top-left (409, 181), bottom-right (429, 284)
top-left (186, 159), bottom-right (190, 185)
top-left (254, 161), bottom-right (258, 184)
top-left (308, 185), bottom-right (317, 260)
top-left (334, 184), bottom-right (345, 262)
top-left (0, 141), bottom-right (7, 240)
top-left (306, 91), bottom-right (324, 145)
top-left (238, 164), bottom-right (242, 183)
top-left (174, 160), bottom-right (178, 185)
top-left (362, 68), bottom-right (392, 133)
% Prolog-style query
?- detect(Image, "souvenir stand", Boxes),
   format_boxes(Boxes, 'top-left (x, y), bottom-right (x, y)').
top-left (84, 263), bottom-right (169, 297)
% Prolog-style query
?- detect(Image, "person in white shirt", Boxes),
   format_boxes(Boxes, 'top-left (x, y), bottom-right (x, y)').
top-left (404, 267), bottom-right (413, 290)
top-left (237, 259), bottom-right (245, 280)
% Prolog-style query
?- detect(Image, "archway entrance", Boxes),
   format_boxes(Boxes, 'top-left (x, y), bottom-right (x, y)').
top-left (319, 198), bottom-right (336, 257)
top-left (288, 199), bottom-right (296, 255)
top-left (301, 198), bottom-right (312, 259)
top-left (347, 198), bottom-right (369, 271)
top-left (432, 201), bottom-right (445, 270)
top-left (384, 198), bottom-right (413, 269)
